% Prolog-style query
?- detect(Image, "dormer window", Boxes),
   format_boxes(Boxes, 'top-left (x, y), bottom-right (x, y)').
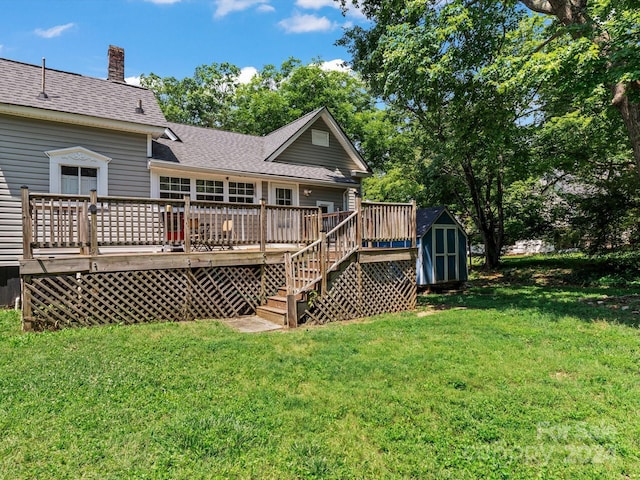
top-left (312, 129), bottom-right (329, 147)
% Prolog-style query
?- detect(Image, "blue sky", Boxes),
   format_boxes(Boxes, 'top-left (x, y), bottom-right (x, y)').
top-left (0, 0), bottom-right (367, 83)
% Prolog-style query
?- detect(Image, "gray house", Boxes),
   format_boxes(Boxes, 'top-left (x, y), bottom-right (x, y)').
top-left (0, 46), bottom-right (370, 304)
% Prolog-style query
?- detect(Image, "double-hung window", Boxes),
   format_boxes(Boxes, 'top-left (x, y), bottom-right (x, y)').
top-left (61, 166), bottom-right (98, 195)
top-left (275, 187), bottom-right (293, 206)
top-left (47, 146), bottom-right (110, 196)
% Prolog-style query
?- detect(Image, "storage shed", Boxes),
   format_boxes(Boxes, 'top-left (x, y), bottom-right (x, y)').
top-left (416, 207), bottom-right (468, 288)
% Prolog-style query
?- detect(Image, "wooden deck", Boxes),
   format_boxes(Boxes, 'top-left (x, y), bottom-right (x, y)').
top-left (20, 188), bottom-right (418, 331)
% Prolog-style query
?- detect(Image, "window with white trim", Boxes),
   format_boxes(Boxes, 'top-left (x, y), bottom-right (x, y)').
top-left (275, 187), bottom-right (293, 206)
top-left (196, 179), bottom-right (224, 201)
top-left (47, 146), bottom-right (110, 196)
top-left (312, 129), bottom-right (329, 147)
top-left (160, 176), bottom-right (190, 199)
top-left (228, 181), bottom-right (255, 203)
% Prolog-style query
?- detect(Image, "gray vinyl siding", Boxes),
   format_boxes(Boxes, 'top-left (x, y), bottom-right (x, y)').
top-left (298, 184), bottom-right (346, 211)
top-left (0, 113), bottom-right (151, 266)
top-left (274, 118), bottom-right (361, 175)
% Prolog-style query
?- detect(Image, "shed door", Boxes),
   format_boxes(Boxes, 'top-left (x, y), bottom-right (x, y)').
top-left (433, 226), bottom-right (459, 282)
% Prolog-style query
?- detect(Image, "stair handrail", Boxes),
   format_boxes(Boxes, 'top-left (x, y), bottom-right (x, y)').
top-left (287, 209), bottom-right (359, 295)
top-left (324, 210), bottom-right (359, 274)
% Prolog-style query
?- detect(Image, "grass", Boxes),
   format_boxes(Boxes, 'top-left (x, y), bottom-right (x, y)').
top-left (1, 255), bottom-right (640, 478)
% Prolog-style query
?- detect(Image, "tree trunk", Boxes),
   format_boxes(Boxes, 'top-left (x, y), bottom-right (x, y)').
top-left (612, 82), bottom-right (640, 173)
top-left (482, 230), bottom-right (501, 270)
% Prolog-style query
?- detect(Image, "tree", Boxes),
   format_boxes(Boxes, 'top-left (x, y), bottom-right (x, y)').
top-left (140, 63), bottom-right (240, 127)
top-left (517, 0), bottom-right (640, 175)
top-left (340, 1), bottom-right (536, 268)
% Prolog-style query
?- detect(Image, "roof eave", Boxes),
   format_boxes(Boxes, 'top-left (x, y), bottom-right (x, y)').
top-left (148, 158), bottom-right (358, 187)
top-left (0, 103), bottom-right (167, 138)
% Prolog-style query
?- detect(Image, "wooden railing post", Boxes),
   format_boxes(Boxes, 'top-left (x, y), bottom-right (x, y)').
top-left (410, 199), bottom-right (417, 249)
top-left (355, 196), bottom-right (362, 251)
top-left (165, 204), bottom-right (173, 249)
top-left (319, 231), bottom-right (327, 295)
top-left (317, 207), bottom-right (323, 241)
top-left (89, 190), bottom-right (98, 256)
top-left (21, 186), bottom-right (33, 260)
top-left (183, 195), bottom-right (191, 253)
top-left (260, 199), bottom-right (266, 253)
top-left (284, 252), bottom-right (293, 294)
top-left (80, 200), bottom-right (89, 255)
top-left (287, 293), bottom-right (298, 329)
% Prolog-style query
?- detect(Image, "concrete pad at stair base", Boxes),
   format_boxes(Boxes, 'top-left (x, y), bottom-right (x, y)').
top-left (221, 316), bottom-right (283, 333)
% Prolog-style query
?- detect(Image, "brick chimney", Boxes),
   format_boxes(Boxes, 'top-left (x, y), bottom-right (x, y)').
top-left (107, 45), bottom-right (125, 82)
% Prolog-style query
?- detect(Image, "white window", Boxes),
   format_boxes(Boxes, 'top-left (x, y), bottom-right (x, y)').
top-left (47, 146), bottom-right (110, 196)
top-left (275, 187), bottom-right (293, 206)
top-left (61, 166), bottom-right (98, 195)
top-left (228, 181), bottom-right (255, 203)
top-left (160, 176), bottom-right (190, 199)
top-left (269, 183), bottom-right (299, 206)
top-left (196, 179), bottom-right (224, 201)
top-left (311, 129), bottom-right (329, 147)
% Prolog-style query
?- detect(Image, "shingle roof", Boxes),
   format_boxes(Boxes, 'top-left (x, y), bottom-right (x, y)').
top-left (0, 58), bottom-right (166, 128)
top-left (416, 207), bottom-right (446, 237)
top-left (153, 121), bottom-right (356, 184)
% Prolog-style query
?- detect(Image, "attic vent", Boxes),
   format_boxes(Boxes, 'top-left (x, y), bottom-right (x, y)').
top-left (135, 99), bottom-right (144, 114)
top-left (37, 58), bottom-right (48, 100)
top-left (312, 129), bottom-right (329, 147)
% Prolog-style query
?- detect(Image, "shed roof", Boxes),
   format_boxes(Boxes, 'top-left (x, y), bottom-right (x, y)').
top-left (416, 207), bottom-right (447, 237)
top-left (0, 58), bottom-right (166, 128)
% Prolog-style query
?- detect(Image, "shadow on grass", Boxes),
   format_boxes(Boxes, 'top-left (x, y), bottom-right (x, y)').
top-left (418, 283), bottom-right (640, 328)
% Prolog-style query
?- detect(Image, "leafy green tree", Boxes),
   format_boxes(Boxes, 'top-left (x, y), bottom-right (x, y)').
top-left (518, 0), bottom-right (640, 175)
top-left (140, 63), bottom-right (240, 127)
top-left (340, 1), bottom-right (536, 268)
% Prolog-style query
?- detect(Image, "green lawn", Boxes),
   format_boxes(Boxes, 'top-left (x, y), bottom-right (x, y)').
top-left (1, 257), bottom-right (640, 479)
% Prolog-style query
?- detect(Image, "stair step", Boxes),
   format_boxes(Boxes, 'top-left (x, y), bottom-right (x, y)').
top-left (276, 288), bottom-right (306, 300)
top-left (256, 305), bottom-right (287, 325)
top-left (266, 295), bottom-right (287, 309)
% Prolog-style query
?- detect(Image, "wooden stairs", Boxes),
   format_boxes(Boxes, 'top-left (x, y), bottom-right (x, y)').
top-left (255, 252), bottom-right (336, 327)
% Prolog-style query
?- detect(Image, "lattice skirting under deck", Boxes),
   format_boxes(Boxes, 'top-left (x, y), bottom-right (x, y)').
top-left (303, 259), bottom-right (416, 325)
top-left (23, 264), bottom-right (286, 331)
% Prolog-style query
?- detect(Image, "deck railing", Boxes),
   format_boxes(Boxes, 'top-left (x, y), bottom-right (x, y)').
top-left (361, 201), bottom-right (416, 244)
top-left (285, 198), bottom-right (418, 296)
top-left (21, 188), bottom-right (327, 257)
top-left (21, 188), bottom-right (416, 262)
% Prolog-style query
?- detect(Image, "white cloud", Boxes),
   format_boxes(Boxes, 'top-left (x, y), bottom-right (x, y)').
top-left (295, 0), bottom-right (336, 9)
top-left (34, 23), bottom-right (75, 39)
top-left (143, 0), bottom-right (182, 4)
top-left (256, 4), bottom-right (275, 13)
top-left (278, 13), bottom-right (337, 33)
top-left (214, 0), bottom-right (271, 18)
top-left (295, 0), bottom-right (367, 21)
top-left (125, 76), bottom-right (142, 86)
top-left (319, 59), bottom-right (351, 73)
top-left (238, 66), bottom-right (258, 84)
